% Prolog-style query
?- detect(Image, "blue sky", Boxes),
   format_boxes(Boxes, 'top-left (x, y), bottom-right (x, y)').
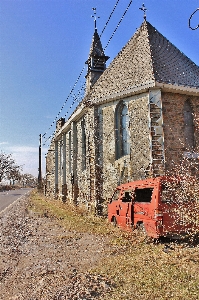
top-left (0, 0), bottom-right (199, 178)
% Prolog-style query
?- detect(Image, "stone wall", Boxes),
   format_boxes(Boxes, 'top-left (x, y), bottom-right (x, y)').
top-left (162, 92), bottom-right (199, 175)
top-left (129, 93), bottom-right (151, 180)
top-left (74, 107), bottom-right (97, 212)
top-left (96, 92), bottom-right (151, 214)
top-left (46, 90), bottom-right (199, 215)
top-left (50, 107), bottom-right (97, 211)
top-left (89, 22), bottom-right (155, 103)
top-left (65, 129), bottom-right (73, 202)
top-left (100, 101), bottom-right (118, 207)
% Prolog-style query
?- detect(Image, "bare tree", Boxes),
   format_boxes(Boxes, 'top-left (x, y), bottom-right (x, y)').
top-left (21, 173), bottom-right (37, 187)
top-left (0, 151), bottom-right (22, 183)
top-left (7, 165), bottom-right (22, 185)
top-left (165, 158), bottom-right (199, 238)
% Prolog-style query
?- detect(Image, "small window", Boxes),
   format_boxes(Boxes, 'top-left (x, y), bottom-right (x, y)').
top-left (122, 191), bottom-right (132, 202)
top-left (111, 189), bottom-right (121, 202)
top-left (134, 188), bottom-right (153, 203)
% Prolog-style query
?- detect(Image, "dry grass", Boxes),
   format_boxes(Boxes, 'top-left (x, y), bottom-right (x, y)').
top-left (28, 190), bottom-right (118, 236)
top-left (95, 242), bottom-right (199, 300)
top-left (28, 191), bottom-right (199, 300)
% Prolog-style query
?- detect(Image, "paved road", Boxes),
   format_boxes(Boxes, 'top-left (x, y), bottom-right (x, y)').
top-left (0, 188), bottom-right (32, 213)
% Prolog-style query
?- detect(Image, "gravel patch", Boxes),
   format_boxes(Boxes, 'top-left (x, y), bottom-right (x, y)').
top-left (0, 195), bottom-right (113, 299)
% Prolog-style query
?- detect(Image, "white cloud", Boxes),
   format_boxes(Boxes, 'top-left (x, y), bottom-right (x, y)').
top-left (0, 142), bottom-right (9, 145)
top-left (1, 145), bottom-right (48, 177)
top-left (9, 146), bottom-right (47, 153)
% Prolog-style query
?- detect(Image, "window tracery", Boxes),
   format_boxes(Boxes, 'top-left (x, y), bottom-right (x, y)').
top-left (81, 119), bottom-right (86, 170)
top-left (115, 101), bottom-right (130, 159)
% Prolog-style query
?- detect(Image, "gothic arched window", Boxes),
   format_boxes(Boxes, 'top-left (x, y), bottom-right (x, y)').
top-left (68, 131), bottom-right (72, 174)
top-left (81, 119), bottom-right (86, 170)
top-left (115, 101), bottom-right (130, 159)
top-left (183, 99), bottom-right (195, 150)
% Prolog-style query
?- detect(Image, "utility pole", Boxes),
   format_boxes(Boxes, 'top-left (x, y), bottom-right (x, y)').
top-left (38, 134), bottom-right (42, 191)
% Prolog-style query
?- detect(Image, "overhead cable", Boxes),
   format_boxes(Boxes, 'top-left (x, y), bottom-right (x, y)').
top-left (42, 0), bottom-right (132, 142)
top-left (189, 8), bottom-right (199, 30)
top-left (42, 66), bottom-right (86, 138)
top-left (100, 0), bottom-right (120, 37)
top-left (43, 82), bottom-right (86, 145)
top-left (104, 0), bottom-right (133, 50)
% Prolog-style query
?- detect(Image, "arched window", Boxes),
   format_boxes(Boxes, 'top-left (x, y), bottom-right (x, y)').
top-left (115, 101), bottom-right (130, 159)
top-left (60, 140), bottom-right (63, 177)
top-left (183, 99), bottom-right (195, 150)
top-left (81, 119), bottom-right (86, 170)
top-left (68, 131), bottom-right (72, 174)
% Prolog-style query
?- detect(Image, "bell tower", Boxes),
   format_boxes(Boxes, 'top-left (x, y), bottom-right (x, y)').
top-left (85, 8), bottom-right (109, 94)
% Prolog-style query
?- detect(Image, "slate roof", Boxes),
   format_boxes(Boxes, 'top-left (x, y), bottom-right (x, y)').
top-left (147, 22), bottom-right (199, 88)
top-left (88, 21), bottom-right (199, 103)
top-left (88, 29), bottom-right (106, 57)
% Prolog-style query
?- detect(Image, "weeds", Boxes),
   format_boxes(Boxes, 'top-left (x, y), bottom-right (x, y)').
top-left (28, 191), bottom-right (199, 300)
top-left (28, 190), bottom-right (118, 236)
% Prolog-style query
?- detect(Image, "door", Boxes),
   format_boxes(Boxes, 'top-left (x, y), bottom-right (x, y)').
top-left (133, 187), bottom-right (157, 237)
top-left (118, 191), bottom-right (133, 228)
top-left (108, 188), bottom-right (121, 223)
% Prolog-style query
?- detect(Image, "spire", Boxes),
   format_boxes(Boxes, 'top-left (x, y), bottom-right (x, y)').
top-left (85, 9), bottom-right (109, 94)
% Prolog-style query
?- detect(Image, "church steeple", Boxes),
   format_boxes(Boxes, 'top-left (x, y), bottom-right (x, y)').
top-left (85, 9), bottom-right (109, 94)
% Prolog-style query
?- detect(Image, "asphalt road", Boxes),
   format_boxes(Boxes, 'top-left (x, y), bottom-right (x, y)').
top-left (0, 188), bottom-right (32, 213)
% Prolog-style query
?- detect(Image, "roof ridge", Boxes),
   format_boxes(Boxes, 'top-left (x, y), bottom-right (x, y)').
top-left (98, 20), bottom-right (154, 78)
top-left (88, 20), bottom-right (199, 102)
top-left (145, 21), bottom-right (199, 69)
top-left (145, 21), bottom-right (199, 88)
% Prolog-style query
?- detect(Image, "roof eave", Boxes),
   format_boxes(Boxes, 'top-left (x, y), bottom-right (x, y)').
top-left (155, 82), bottom-right (199, 96)
top-left (54, 105), bottom-right (88, 141)
top-left (90, 80), bottom-right (156, 104)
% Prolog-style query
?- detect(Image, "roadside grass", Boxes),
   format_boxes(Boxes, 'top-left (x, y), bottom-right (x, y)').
top-left (28, 191), bottom-right (199, 299)
top-left (28, 190), bottom-right (120, 236)
top-left (95, 242), bottom-right (199, 300)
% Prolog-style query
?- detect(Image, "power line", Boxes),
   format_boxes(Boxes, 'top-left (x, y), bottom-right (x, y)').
top-left (189, 8), bottom-right (199, 30)
top-left (42, 66), bottom-right (86, 138)
top-left (104, 0), bottom-right (133, 51)
top-left (100, 0), bottom-right (120, 37)
top-left (43, 82), bottom-right (86, 145)
top-left (91, 0), bottom-right (133, 77)
top-left (42, 0), bottom-right (133, 143)
top-left (42, 0), bottom-right (123, 141)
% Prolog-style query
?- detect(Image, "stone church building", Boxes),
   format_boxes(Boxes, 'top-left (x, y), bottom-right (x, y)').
top-left (45, 20), bottom-right (199, 214)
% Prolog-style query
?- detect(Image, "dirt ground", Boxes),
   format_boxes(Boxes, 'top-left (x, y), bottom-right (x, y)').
top-left (0, 194), bottom-right (113, 300)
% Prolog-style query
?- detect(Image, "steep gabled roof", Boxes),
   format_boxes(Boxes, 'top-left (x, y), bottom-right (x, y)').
top-left (147, 22), bottom-right (199, 88)
top-left (88, 21), bottom-right (199, 103)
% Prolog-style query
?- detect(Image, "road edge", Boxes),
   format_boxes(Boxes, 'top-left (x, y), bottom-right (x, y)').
top-left (0, 190), bottom-right (32, 216)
